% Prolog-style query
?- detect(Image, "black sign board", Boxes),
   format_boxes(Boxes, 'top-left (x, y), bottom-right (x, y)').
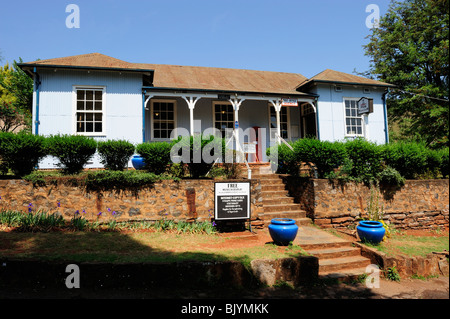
top-left (214, 182), bottom-right (251, 220)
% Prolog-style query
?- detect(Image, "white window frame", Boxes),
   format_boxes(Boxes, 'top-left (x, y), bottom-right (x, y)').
top-left (212, 101), bottom-right (235, 138)
top-left (150, 99), bottom-right (177, 141)
top-left (268, 103), bottom-right (290, 141)
top-left (72, 85), bottom-right (106, 136)
top-left (343, 97), bottom-right (366, 138)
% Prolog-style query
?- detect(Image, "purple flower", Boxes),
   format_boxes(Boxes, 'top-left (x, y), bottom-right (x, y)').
top-left (97, 211), bottom-right (102, 216)
top-left (212, 221), bottom-right (217, 227)
top-left (112, 211), bottom-right (116, 216)
top-left (82, 209), bottom-right (86, 214)
top-left (75, 210), bottom-right (80, 215)
top-left (57, 201), bottom-right (61, 208)
top-left (107, 208), bottom-right (111, 212)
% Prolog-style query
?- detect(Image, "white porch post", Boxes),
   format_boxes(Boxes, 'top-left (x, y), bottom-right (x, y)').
top-left (229, 97), bottom-right (245, 161)
top-left (269, 99), bottom-right (283, 144)
top-left (182, 96), bottom-right (201, 136)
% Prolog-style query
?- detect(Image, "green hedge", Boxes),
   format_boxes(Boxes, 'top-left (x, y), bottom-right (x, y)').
top-left (0, 132), bottom-right (47, 176)
top-left (267, 137), bottom-right (449, 184)
top-left (295, 138), bottom-right (347, 178)
top-left (172, 135), bottom-right (225, 178)
top-left (97, 139), bottom-right (135, 171)
top-left (344, 138), bottom-right (383, 183)
top-left (136, 141), bottom-right (174, 175)
top-left (45, 134), bottom-right (97, 175)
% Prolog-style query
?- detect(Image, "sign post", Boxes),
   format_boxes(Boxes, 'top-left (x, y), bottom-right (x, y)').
top-left (214, 181), bottom-right (251, 231)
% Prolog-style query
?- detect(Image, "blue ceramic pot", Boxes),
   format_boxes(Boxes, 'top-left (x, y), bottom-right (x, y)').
top-left (131, 155), bottom-right (145, 170)
top-left (357, 221), bottom-right (386, 244)
top-left (268, 218), bottom-right (299, 246)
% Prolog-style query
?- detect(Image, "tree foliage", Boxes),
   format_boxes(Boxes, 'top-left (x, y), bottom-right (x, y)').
top-left (364, 0), bottom-right (449, 148)
top-left (0, 58), bottom-right (33, 132)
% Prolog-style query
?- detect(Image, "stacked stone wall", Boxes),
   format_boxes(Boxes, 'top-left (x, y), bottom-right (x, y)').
top-left (0, 179), bottom-right (263, 224)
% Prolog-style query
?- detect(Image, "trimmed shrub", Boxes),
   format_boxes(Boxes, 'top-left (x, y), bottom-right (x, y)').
top-left (97, 140), bottom-right (135, 171)
top-left (266, 142), bottom-right (298, 175)
top-left (344, 138), bottom-right (383, 183)
top-left (381, 142), bottom-right (429, 179)
top-left (0, 132), bottom-right (47, 176)
top-left (438, 147), bottom-right (449, 178)
top-left (45, 134), bottom-right (97, 175)
top-left (136, 141), bottom-right (173, 175)
top-left (378, 165), bottom-right (405, 186)
top-left (294, 138), bottom-right (348, 178)
top-left (85, 170), bottom-right (158, 191)
top-left (172, 135), bottom-right (225, 178)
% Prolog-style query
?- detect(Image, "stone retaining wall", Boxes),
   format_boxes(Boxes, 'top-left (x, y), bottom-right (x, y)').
top-left (356, 243), bottom-right (449, 278)
top-left (284, 177), bottom-right (449, 230)
top-left (0, 178), bottom-right (263, 224)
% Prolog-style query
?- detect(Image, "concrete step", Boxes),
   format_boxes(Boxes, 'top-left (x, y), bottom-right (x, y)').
top-left (305, 246), bottom-right (361, 259)
top-left (263, 217), bottom-right (312, 227)
top-left (318, 256), bottom-right (371, 274)
top-left (261, 184), bottom-right (287, 192)
top-left (259, 179), bottom-right (286, 185)
top-left (263, 203), bottom-right (303, 213)
top-left (319, 267), bottom-right (370, 282)
top-left (252, 174), bottom-right (280, 180)
top-left (262, 210), bottom-right (307, 220)
top-left (261, 190), bottom-right (291, 199)
top-left (263, 197), bottom-right (295, 206)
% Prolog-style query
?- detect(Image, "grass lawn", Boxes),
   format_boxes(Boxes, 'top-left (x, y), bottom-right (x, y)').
top-left (363, 230), bottom-right (449, 257)
top-left (0, 229), bottom-right (308, 265)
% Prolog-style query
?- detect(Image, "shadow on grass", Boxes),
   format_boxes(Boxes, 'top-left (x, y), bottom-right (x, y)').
top-left (0, 229), bottom-right (380, 299)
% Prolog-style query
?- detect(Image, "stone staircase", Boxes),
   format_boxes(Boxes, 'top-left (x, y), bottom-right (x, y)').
top-left (250, 164), bottom-right (372, 281)
top-left (296, 226), bottom-right (372, 281)
top-left (250, 164), bottom-right (311, 227)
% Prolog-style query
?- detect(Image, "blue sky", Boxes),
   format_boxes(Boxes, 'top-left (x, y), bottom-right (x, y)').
top-left (0, 0), bottom-right (391, 78)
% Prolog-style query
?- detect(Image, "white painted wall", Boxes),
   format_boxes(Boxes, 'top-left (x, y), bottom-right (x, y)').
top-left (34, 69), bottom-right (143, 169)
top-left (311, 84), bottom-right (387, 144)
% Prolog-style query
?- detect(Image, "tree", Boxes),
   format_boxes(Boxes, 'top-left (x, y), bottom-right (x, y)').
top-left (0, 58), bottom-right (33, 132)
top-left (364, 0), bottom-right (449, 148)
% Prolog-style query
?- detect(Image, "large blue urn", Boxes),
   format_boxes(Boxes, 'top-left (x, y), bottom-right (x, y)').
top-left (357, 221), bottom-right (386, 244)
top-left (131, 155), bottom-right (145, 170)
top-left (268, 218), bottom-right (299, 246)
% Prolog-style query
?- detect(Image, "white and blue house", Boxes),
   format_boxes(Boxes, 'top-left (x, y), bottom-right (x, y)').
top-left (18, 53), bottom-right (393, 169)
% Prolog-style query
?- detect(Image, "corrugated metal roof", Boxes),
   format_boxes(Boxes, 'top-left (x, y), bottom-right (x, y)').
top-left (135, 63), bottom-right (308, 95)
top-left (21, 53), bottom-right (393, 94)
top-left (24, 53), bottom-right (149, 71)
top-left (297, 69), bottom-right (394, 88)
